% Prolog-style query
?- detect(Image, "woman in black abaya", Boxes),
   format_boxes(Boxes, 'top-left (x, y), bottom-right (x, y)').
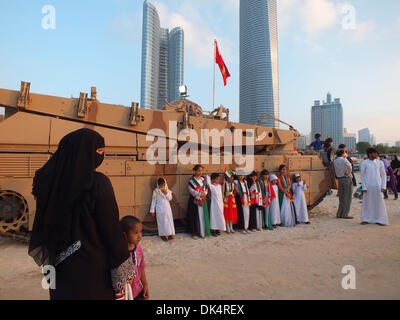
top-left (28, 128), bottom-right (135, 300)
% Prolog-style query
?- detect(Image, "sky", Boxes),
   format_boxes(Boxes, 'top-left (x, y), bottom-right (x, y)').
top-left (0, 0), bottom-right (399, 145)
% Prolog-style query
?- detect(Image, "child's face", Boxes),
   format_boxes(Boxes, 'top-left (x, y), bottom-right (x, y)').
top-left (124, 223), bottom-right (143, 246)
top-left (251, 175), bottom-right (258, 182)
top-left (238, 175), bottom-right (245, 181)
top-left (271, 180), bottom-right (278, 185)
top-left (195, 167), bottom-right (203, 176)
top-left (280, 167), bottom-right (287, 175)
top-left (228, 176), bottom-right (234, 183)
top-left (213, 176), bottom-right (221, 184)
top-left (159, 182), bottom-right (166, 189)
top-left (265, 174), bottom-right (269, 181)
top-left (295, 177), bottom-right (301, 183)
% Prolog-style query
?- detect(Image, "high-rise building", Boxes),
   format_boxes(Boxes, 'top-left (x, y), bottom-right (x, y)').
top-left (311, 93), bottom-right (344, 148)
top-left (358, 128), bottom-right (371, 144)
top-left (295, 135), bottom-right (308, 150)
top-left (141, 0), bottom-right (184, 110)
top-left (343, 128), bottom-right (357, 152)
top-left (239, 0), bottom-right (279, 128)
top-left (370, 134), bottom-right (376, 146)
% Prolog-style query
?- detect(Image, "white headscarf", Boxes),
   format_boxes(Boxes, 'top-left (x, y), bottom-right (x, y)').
top-left (152, 178), bottom-right (170, 199)
top-left (269, 174), bottom-right (278, 181)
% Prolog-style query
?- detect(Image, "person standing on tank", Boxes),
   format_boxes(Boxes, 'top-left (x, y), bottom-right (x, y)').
top-left (28, 128), bottom-right (136, 300)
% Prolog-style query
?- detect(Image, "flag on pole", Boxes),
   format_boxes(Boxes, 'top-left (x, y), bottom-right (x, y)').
top-left (215, 41), bottom-right (231, 86)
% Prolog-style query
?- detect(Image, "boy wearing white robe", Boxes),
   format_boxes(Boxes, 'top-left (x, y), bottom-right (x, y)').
top-left (360, 149), bottom-right (388, 226)
top-left (206, 174), bottom-right (226, 236)
top-left (150, 178), bottom-right (176, 242)
top-left (292, 174), bottom-right (310, 224)
top-left (269, 175), bottom-right (281, 227)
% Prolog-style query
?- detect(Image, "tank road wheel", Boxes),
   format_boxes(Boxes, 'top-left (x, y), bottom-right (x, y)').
top-left (0, 190), bottom-right (29, 235)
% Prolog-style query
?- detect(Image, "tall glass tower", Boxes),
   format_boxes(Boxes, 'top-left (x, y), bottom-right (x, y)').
top-left (141, 0), bottom-right (184, 110)
top-left (239, 0), bottom-right (279, 128)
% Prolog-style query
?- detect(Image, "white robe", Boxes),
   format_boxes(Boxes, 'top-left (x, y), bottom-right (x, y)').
top-left (235, 180), bottom-right (250, 230)
top-left (207, 176), bottom-right (226, 231)
top-left (292, 181), bottom-right (309, 223)
top-left (188, 177), bottom-right (209, 237)
top-left (269, 184), bottom-right (281, 225)
top-left (360, 159), bottom-right (388, 225)
top-left (150, 192), bottom-right (176, 237)
top-left (280, 193), bottom-right (295, 228)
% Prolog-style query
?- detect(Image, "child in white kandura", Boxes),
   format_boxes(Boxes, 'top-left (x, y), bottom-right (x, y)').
top-left (206, 173), bottom-right (226, 237)
top-left (269, 175), bottom-right (281, 227)
top-left (150, 178), bottom-right (176, 242)
top-left (292, 174), bottom-right (310, 224)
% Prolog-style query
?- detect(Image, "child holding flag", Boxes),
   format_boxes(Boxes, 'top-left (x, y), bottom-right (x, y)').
top-left (187, 165), bottom-right (211, 240)
top-left (277, 164), bottom-right (296, 228)
top-left (269, 175), bottom-right (281, 227)
top-left (223, 169), bottom-right (238, 234)
top-left (234, 170), bottom-right (251, 234)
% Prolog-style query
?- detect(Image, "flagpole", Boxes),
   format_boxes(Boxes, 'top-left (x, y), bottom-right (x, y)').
top-left (213, 39), bottom-right (216, 110)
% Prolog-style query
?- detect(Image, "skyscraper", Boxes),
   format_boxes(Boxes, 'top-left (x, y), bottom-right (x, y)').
top-left (343, 128), bottom-right (357, 152)
top-left (358, 128), bottom-right (371, 144)
top-left (141, 0), bottom-right (184, 110)
top-left (239, 0), bottom-right (279, 128)
top-left (311, 93), bottom-right (344, 148)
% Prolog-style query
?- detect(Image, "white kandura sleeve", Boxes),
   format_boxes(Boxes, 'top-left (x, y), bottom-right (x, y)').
top-left (360, 162), bottom-right (367, 191)
top-left (166, 191), bottom-right (173, 202)
top-left (150, 196), bottom-right (157, 214)
top-left (379, 162), bottom-right (387, 190)
top-left (302, 182), bottom-right (307, 191)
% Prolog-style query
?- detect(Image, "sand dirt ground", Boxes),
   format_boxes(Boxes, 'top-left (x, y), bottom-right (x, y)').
top-left (1, 174), bottom-right (399, 300)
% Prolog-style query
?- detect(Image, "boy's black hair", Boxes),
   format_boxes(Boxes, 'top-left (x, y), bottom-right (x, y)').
top-left (279, 164), bottom-right (287, 172)
top-left (338, 144), bottom-right (346, 150)
top-left (157, 178), bottom-right (166, 186)
top-left (248, 171), bottom-right (258, 177)
top-left (315, 133), bottom-right (321, 139)
top-left (260, 170), bottom-right (270, 177)
top-left (211, 173), bottom-right (220, 181)
top-left (193, 165), bottom-right (204, 171)
top-left (336, 149), bottom-right (345, 158)
top-left (366, 148), bottom-right (378, 156)
top-left (120, 216), bottom-right (142, 233)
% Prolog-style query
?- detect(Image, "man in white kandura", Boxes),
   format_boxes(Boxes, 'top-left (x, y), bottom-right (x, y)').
top-left (360, 148), bottom-right (388, 226)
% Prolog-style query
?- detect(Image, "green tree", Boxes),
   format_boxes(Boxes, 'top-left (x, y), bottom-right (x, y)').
top-left (356, 142), bottom-right (371, 154)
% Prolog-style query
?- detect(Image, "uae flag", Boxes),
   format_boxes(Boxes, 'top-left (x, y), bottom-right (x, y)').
top-left (215, 41), bottom-right (231, 86)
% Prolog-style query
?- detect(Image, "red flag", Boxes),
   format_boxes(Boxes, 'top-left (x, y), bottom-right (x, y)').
top-left (215, 41), bottom-right (230, 86)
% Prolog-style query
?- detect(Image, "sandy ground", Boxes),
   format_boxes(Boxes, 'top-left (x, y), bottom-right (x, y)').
top-left (1, 174), bottom-right (399, 300)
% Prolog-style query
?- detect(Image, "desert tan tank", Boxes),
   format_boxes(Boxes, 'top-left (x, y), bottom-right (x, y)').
top-left (0, 82), bottom-right (334, 240)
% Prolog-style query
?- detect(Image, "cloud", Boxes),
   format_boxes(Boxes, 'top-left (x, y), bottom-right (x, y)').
top-left (339, 20), bottom-right (376, 44)
top-left (152, 0), bottom-right (235, 68)
top-left (109, 11), bottom-right (142, 47)
top-left (301, 0), bottom-right (342, 36)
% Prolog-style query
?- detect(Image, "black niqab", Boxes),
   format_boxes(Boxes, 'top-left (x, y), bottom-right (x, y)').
top-left (29, 128), bottom-right (105, 267)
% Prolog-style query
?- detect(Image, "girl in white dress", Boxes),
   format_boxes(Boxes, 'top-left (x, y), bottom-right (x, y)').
top-left (277, 165), bottom-right (296, 228)
top-left (292, 174), bottom-right (310, 224)
top-left (206, 173), bottom-right (226, 236)
top-left (150, 178), bottom-right (175, 242)
top-left (269, 175), bottom-right (281, 227)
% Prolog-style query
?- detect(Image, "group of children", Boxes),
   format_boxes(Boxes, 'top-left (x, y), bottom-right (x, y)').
top-left (115, 164), bottom-right (311, 299)
top-left (186, 164), bottom-right (310, 239)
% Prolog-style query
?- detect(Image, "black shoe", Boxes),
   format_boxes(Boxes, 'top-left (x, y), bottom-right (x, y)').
top-left (342, 216), bottom-right (354, 219)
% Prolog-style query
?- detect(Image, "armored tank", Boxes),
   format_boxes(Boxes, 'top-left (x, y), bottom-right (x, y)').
top-left (0, 82), bottom-right (333, 240)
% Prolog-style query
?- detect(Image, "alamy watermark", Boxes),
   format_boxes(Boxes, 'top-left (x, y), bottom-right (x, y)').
top-left (341, 4), bottom-right (357, 30)
top-left (341, 265), bottom-right (356, 290)
top-left (42, 265), bottom-right (56, 290)
top-left (145, 121), bottom-right (255, 173)
top-left (42, 5), bottom-right (56, 30)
